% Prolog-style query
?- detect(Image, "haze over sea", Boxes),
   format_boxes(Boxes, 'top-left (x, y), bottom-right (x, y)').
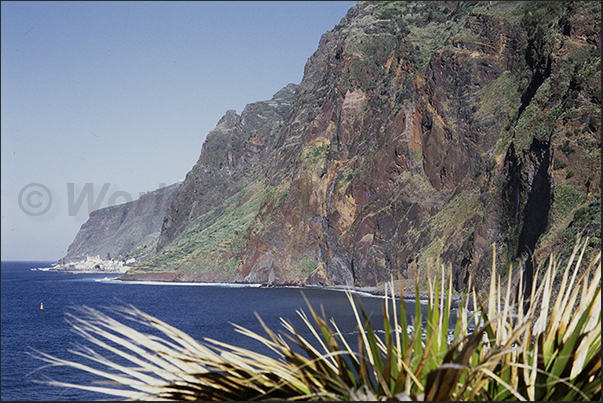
top-left (1, 261), bottom-right (438, 401)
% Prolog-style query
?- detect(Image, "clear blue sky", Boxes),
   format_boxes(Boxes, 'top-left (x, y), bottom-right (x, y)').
top-left (1, 1), bottom-right (357, 261)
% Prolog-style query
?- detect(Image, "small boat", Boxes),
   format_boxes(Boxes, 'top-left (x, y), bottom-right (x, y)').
top-left (40, 303), bottom-right (43, 310)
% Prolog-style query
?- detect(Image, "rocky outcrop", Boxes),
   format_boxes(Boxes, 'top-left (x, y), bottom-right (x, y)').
top-left (124, 1), bottom-right (600, 293)
top-left (61, 182), bottom-right (180, 263)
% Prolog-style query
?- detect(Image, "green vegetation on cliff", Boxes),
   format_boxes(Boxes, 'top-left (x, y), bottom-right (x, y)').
top-left (94, 1), bottom-right (601, 296)
top-left (128, 179), bottom-right (266, 279)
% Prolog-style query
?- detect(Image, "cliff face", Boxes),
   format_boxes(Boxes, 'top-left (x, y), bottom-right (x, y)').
top-left (156, 84), bottom-right (297, 253)
top-left (125, 1), bottom-right (600, 291)
top-left (120, 84), bottom-right (298, 281)
top-left (62, 182), bottom-right (180, 263)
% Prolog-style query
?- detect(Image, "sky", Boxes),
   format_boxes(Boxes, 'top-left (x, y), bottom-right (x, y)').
top-left (1, 1), bottom-right (357, 261)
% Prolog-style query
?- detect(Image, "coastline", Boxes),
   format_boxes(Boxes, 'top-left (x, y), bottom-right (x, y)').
top-left (48, 265), bottom-right (462, 308)
top-left (109, 273), bottom-right (462, 307)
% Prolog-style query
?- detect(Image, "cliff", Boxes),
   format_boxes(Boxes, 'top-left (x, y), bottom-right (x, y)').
top-left (61, 182), bottom-right (181, 263)
top-left (120, 1), bottom-right (599, 292)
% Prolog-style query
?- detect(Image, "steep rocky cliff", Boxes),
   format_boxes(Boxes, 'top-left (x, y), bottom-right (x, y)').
top-left (156, 84), bottom-right (297, 253)
top-left (124, 1), bottom-right (600, 293)
top-left (62, 182), bottom-right (180, 263)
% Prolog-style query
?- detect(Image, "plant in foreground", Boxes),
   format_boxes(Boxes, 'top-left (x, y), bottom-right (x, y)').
top-left (31, 238), bottom-right (601, 400)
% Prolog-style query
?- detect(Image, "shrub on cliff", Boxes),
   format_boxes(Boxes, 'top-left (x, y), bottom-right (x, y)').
top-left (32, 237), bottom-right (601, 400)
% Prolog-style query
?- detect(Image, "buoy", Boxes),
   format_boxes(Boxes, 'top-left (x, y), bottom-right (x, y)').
top-left (40, 303), bottom-right (43, 310)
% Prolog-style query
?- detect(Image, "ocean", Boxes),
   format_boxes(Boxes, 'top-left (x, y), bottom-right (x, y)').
top-left (1, 261), bottom-right (442, 401)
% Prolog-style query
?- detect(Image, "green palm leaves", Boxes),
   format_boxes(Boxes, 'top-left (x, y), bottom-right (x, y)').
top-left (32, 237), bottom-right (600, 400)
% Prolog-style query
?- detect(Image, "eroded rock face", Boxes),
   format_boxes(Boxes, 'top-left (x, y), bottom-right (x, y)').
top-left (126, 1), bottom-right (600, 292)
top-left (234, 1), bottom-right (600, 290)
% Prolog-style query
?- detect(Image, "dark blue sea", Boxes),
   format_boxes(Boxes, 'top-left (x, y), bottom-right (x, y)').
top-left (1, 261), bottom-right (441, 401)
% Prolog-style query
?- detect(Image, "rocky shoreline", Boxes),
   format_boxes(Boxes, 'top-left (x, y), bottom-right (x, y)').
top-left (48, 261), bottom-right (463, 308)
top-left (282, 283), bottom-right (464, 308)
top-left (115, 273), bottom-right (463, 308)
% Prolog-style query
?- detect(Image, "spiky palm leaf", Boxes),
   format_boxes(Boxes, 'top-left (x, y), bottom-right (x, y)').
top-left (31, 237), bottom-right (601, 400)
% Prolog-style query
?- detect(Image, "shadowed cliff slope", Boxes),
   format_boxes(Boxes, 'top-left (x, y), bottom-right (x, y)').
top-left (62, 182), bottom-right (180, 263)
top-left (120, 1), bottom-right (599, 292)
